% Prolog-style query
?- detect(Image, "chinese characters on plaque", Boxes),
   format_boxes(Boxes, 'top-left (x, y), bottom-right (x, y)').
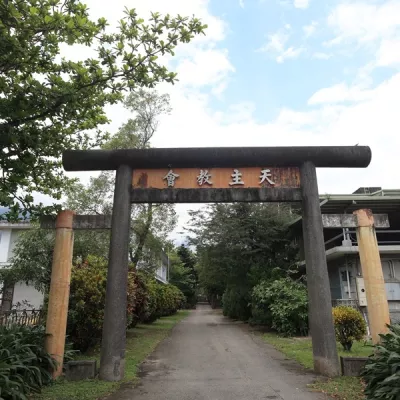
top-left (197, 170), bottom-right (213, 186)
top-left (163, 170), bottom-right (180, 187)
top-left (133, 167), bottom-right (299, 190)
top-left (162, 168), bottom-right (277, 187)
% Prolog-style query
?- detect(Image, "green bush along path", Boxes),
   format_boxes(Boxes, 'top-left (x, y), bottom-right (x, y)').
top-left (36, 311), bottom-right (189, 400)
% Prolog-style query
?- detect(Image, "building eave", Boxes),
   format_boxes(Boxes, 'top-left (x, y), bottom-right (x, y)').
top-left (0, 222), bottom-right (32, 229)
top-left (297, 245), bottom-right (400, 266)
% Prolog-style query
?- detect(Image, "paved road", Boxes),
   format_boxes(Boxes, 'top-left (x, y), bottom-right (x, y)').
top-left (110, 304), bottom-right (328, 400)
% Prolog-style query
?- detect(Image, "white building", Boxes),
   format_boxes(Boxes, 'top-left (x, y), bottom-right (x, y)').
top-left (0, 221), bottom-right (44, 311)
top-left (292, 187), bottom-right (400, 326)
top-left (0, 219), bottom-right (169, 312)
top-left (154, 251), bottom-right (169, 284)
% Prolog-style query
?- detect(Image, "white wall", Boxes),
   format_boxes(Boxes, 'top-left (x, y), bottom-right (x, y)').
top-left (12, 282), bottom-right (44, 310)
top-left (0, 229), bottom-right (11, 263)
top-left (7, 229), bottom-right (22, 261)
top-left (155, 264), bottom-right (168, 283)
top-left (0, 226), bottom-right (44, 310)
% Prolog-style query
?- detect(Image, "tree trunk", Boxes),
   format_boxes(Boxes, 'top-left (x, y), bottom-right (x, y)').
top-left (130, 203), bottom-right (153, 266)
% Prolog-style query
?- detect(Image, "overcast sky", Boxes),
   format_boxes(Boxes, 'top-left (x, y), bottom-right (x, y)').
top-left (61, 0), bottom-right (400, 243)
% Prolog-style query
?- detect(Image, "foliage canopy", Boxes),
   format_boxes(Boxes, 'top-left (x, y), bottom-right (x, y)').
top-left (252, 278), bottom-right (308, 336)
top-left (190, 203), bottom-right (299, 319)
top-left (0, 0), bottom-right (206, 220)
top-left (362, 324), bottom-right (400, 400)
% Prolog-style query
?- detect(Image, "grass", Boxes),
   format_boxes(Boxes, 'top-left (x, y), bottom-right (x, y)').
top-left (36, 311), bottom-right (190, 400)
top-left (262, 333), bottom-right (372, 400)
top-left (263, 333), bottom-right (372, 369)
top-left (311, 377), bottom-right (366, 400)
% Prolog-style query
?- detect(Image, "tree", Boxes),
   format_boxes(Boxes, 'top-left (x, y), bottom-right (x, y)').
top-left (177, 244), bottom-right (197, 284)
top-left (64, 89), bottom-right (177, 269)
top-left (188, 203), bottom-right (299, 318)
top-left (0, 225), bottom-right (110, 294)
top-left (0, 0), bottom-right (206, 221)
top-left (103, 89), bottom-right (172, 150)
top-left (169, 245), bottom-right (197, 308)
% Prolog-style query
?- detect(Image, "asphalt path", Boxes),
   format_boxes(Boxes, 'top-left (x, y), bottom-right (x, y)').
top-left (108, 304), bottom-right (328, 400)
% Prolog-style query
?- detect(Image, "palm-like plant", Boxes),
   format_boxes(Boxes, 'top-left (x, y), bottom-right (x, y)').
top-left (362, 324), bottom-right (400, 400)
top-left (0, 325), bottom-right (57, 399)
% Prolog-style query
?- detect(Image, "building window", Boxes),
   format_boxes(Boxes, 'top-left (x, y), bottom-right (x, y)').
top-left (382, 260), bottom-right (396, 280)
top-left (339, 267), bottom-right (353, 299)
top-left (389, 261), bottom-right (396, 279)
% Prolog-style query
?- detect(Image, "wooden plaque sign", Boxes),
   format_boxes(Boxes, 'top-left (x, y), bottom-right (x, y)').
top-left (132, 167), bottom-right (300, 189)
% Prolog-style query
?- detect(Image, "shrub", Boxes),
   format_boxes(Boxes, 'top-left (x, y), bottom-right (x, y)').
top-left (129, 271), bottom-right (150, 328)
top-left (332, 306), bottom-right (367, 351)
top-left (0, 325), bottom-right (57, 399)
top-left (251, 278), bottom-right (308, 336)
top-left (222, 286), bottom-right (252, 321)
top-left (362, 324), bottom-right (400, 400)
top-left (141, 278), bottom-right (185, 323)
top-left (67, 257), bottom-right (108, 351)
top-left (67, 256), bottom-right (184, 350)
top-left (67, 256), bottom-right (136, 351)
top-left (153, 283), bottom-right (185, 318)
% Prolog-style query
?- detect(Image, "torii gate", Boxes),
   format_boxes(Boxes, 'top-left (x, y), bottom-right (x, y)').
top-left (45, 146), bottom-right (377, 381)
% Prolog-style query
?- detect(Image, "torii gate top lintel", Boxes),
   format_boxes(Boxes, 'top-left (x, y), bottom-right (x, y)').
top-left (63, 146), bottom-right (371, 171)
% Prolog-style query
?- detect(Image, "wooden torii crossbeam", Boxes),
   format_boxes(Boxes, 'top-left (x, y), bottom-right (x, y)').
top-left (41, 213), bottom-right (390, 230)
top-left (41, 215), bottom-right (112, 230)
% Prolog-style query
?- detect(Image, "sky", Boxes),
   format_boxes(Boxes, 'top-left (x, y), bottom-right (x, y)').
top-left (63, 0), bottom-right (400, 243)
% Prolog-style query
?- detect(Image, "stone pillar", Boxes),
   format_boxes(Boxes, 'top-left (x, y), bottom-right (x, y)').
top-left (45, 210), bottom-right (75, 378)
top-left (300, 161), bottom-right (340, 377)
top-left (353, 209), bottom-right (390, 343)
top-left (99, 165), bottom-right (132, 381)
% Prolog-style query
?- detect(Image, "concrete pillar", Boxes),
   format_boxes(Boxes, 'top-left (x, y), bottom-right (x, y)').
top-left (353, 209), bottom-right (390, 343)
top-left (99, 165), bottom-right (132, 381)
top-left (300, 161), bottom-right (340, 377)
top-left (45, 210), bottom-right (75, 378)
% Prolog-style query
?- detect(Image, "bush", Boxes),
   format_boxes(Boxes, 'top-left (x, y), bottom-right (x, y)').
top-left (161, 284), bottom-right (185, 316)
top-left (222, 286), bottom-right (252, 321)
top-left (141, 278), bottom-right (185, 323)
top-left (152, 283), bottom-right (185, 319)
top-left (67, 256), bottom-right (184, 350)
top-left (332, 306), bottom-right (367, 351)
top-left (129, 271), bottom-right (150, 328)
top-left (67, 257), bottom-right (108, 351)
top-left (251, 278), bottom-right (308, 336)
top-left (67, 256), bottom-right (136, 351)
top-left (362, 324), bottom-right (400, 400)
top-left (0, 325), bottom-right (57, 399)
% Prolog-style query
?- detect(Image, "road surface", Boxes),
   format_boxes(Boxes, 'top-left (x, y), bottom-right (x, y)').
top-left (109, 304), bottom-right (328, 400)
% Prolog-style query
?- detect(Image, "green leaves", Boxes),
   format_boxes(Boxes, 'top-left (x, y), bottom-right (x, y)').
top-left (362, 324), bottom-right (400, 400)
top-left (251, 278), bottom-right (309, 336)
top-left (1, 225), bottom-right (110, 295)
top-left (0, 0), bottom-right (206, 220)
top-left (0, 325), bottom-right (57, 399)
top-left (68, 256), bottom-right (109, 351)
top-left (140, 276), bottom-right (185, 322)
top-left (190, 203), bottom-right (299, 317)
top-left (332, 306), bottom-right (367, 351)
top-left (169, 246), bottom-right (198, 308)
